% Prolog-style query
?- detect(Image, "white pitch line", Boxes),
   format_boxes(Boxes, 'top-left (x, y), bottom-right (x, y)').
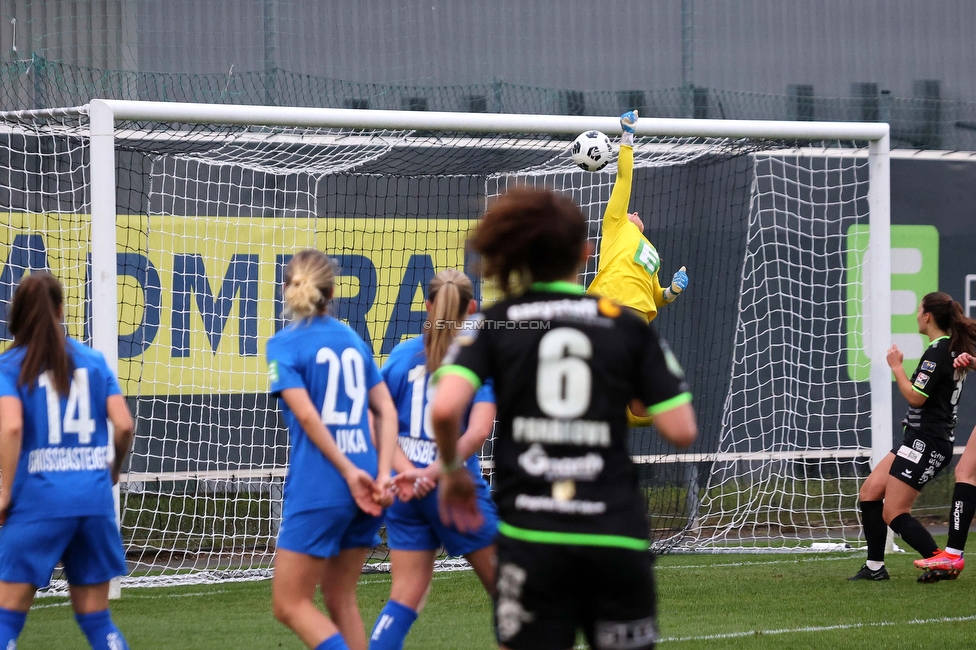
top-left (358, 574), bottom-right (458, 586)
top-left (124, 589), bottom-right (229, 600)
top-left (31, 589), bottom-right (229, 610)
top-left (660, 614), bottom-right (976, 643)
top-left (657, 555), bottom-right (855, 570)
top-left (32, 602), bottom-right (71, 610)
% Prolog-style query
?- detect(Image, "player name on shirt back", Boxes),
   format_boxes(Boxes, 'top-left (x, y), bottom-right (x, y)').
top-left (27, 445), bottom-right (111, 474)
top-left (512, 416), bottom-right (611, 447)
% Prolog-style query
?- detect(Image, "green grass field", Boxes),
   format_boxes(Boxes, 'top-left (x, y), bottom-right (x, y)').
top-left (20, 536), bottom-right (976, 649)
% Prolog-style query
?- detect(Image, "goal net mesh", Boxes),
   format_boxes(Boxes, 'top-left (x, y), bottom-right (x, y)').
top-left (489, 143), bottom-right (872, 553)
top-left (0, 108), bottom-right (874, 588)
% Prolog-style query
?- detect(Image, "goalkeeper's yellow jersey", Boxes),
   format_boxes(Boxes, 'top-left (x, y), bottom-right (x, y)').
top-left (586, 144), bottom-right (668, 323)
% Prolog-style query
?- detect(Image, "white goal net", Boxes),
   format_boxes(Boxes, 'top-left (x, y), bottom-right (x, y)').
top-left (0, 102), bottom-right (890, 587)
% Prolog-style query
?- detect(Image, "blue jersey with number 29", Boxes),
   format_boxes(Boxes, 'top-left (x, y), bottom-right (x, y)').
top-left (267, 315), bottom-right (383, 514)
top-left (0, 338), bottom-right (122, 522)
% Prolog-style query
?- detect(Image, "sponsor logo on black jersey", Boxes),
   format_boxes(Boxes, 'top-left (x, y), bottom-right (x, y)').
top-left (914, 372), bottom-right (930, 389)
top-left (514, 494), bottom-right (607, 515)
top-left (912, 438), bottom-right (926, 453)
top-left (921, 360), bottom-right (937, 372)
top-left (506, 299), bottom-right (612, 326)
top-left (517, 443), bottom-right (604, 481)
top-left (896, 444), bottom-right (923, 464)
top-left (496, 563), bottom-right (533, 642)
top-left (595, 617), bottom-right (658, 650)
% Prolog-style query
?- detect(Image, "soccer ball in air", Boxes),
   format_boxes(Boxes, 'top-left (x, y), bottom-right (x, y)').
top-left (569, 130), bottom-right (613, 171)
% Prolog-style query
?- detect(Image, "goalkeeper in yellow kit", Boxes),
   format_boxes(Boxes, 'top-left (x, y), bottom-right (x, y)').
top-left (587, 110), bottom-right (689, 425)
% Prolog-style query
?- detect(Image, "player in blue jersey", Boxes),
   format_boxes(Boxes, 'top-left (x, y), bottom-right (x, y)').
top-left (0, 272), bottom-right (135, 650)
top-left (268, 249), bottom-right (399, 650)
top-left (368, 269), bottom-right (498, 650)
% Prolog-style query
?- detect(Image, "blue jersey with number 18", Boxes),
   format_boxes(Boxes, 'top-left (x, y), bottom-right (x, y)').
top-left (266, 315), bottom-right (383, 514)
top-left (382, 336), bottom-right (494, 480)
top-left (0, 338), bottom-right (122, 522)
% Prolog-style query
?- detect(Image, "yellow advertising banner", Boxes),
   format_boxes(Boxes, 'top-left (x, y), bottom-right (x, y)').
top-left (0, 214), bottom-right (473, 395)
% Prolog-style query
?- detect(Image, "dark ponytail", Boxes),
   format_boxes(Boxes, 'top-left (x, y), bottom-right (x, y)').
top-left (8, 272), bottom-right (72, 394)
top-left (469, 187), bottom-right (587, 297)
top-left (921, 292), bottom-right (976, 360)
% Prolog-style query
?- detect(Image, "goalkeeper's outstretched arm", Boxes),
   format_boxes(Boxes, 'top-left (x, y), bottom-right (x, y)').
top-left (599, 111), bottom-right (638, 244)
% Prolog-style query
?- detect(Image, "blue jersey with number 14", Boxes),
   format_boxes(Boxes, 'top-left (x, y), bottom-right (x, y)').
top-left (382, 336), bottom-right (494, 479)
top-left (0, 338), bottom-right (121, 522)
top-left (267, 315), bottom-right (383, 514)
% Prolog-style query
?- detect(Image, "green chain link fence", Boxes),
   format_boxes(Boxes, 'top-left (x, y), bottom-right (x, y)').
top-left (4, 56), bottom-right (976, 150)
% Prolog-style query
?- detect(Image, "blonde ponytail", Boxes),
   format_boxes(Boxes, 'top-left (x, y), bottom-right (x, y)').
top-left (284, 249), bottom-right (335, 320)
top-left (424, 269), bottom-right (474, 372)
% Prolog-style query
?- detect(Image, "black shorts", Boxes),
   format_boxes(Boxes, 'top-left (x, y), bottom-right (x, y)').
top-left (494, 535), bottom-right (657, 650)
top-left (889, 430), bottom-right (952, 491)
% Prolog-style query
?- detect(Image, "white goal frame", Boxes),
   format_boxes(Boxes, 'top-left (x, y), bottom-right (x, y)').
top-left (0, 100), bottom-right (891, 580)
top-left (81, 98), bottom-right (892, 478)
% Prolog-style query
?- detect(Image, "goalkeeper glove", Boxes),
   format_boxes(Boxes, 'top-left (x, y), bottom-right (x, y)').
top-left (663, 266), bottom-right (688, 303)
top-left (620, 110), bottom-right (638, 146)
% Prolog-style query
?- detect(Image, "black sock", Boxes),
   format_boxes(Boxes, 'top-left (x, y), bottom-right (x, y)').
top-left (947, 482), bottom-right (976, 552)
top-left (889, 512), bottom-right (939, 558)
top-left (860, 500), bottom-right (886, 562)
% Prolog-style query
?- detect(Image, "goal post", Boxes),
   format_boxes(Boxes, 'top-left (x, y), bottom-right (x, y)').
top-left (0, 99), bottom-right (890, 586)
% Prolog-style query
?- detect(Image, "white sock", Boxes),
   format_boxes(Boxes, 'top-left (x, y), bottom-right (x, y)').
top-left (945, 547), bottom-right (964, 556)
top-left (866, 560), bottom-right (884, 571)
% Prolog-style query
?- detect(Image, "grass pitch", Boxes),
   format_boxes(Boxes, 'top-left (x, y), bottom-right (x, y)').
top-left (21, 536), bottom-right (976, 649)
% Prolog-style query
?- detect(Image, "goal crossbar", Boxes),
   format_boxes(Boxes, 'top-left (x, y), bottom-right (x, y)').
top-left (7, 100), bottom-right (890, 139)
top-left (89, 99), bottom-right (892, 140)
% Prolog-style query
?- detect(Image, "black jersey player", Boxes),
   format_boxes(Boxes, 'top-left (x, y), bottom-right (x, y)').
top-left (850, 292), bottom-right (976, 582)
top-left (915, 349), bottom-right (976, 581)
top-left (429, 188), bottom-right (698, 650)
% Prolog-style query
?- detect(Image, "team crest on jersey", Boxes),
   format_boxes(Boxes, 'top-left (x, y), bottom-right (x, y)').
top-left (552, 479), bottom-right (576, 502)
top-left (597, 297), bottom-right (622, 318)
top-left (914, 372), bottom-right (930, 389)
top-left (912, 438), bottom-right (926, 453)
top-left (633, 240), bottom-right (661, 276)
top-left (921, 360), bottom-right (937, 372)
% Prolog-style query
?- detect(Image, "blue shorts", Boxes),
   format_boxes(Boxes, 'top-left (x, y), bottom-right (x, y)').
top-left (386, 482), bottom-right (498, 557)
top-left (0, 514), bottom-right (126, 588)
top-left (277, 504), bottom-right (384, 559)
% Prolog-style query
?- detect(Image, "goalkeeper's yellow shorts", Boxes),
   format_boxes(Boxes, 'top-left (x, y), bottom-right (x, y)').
top-left (627, 404), bottom-right (654, 428)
